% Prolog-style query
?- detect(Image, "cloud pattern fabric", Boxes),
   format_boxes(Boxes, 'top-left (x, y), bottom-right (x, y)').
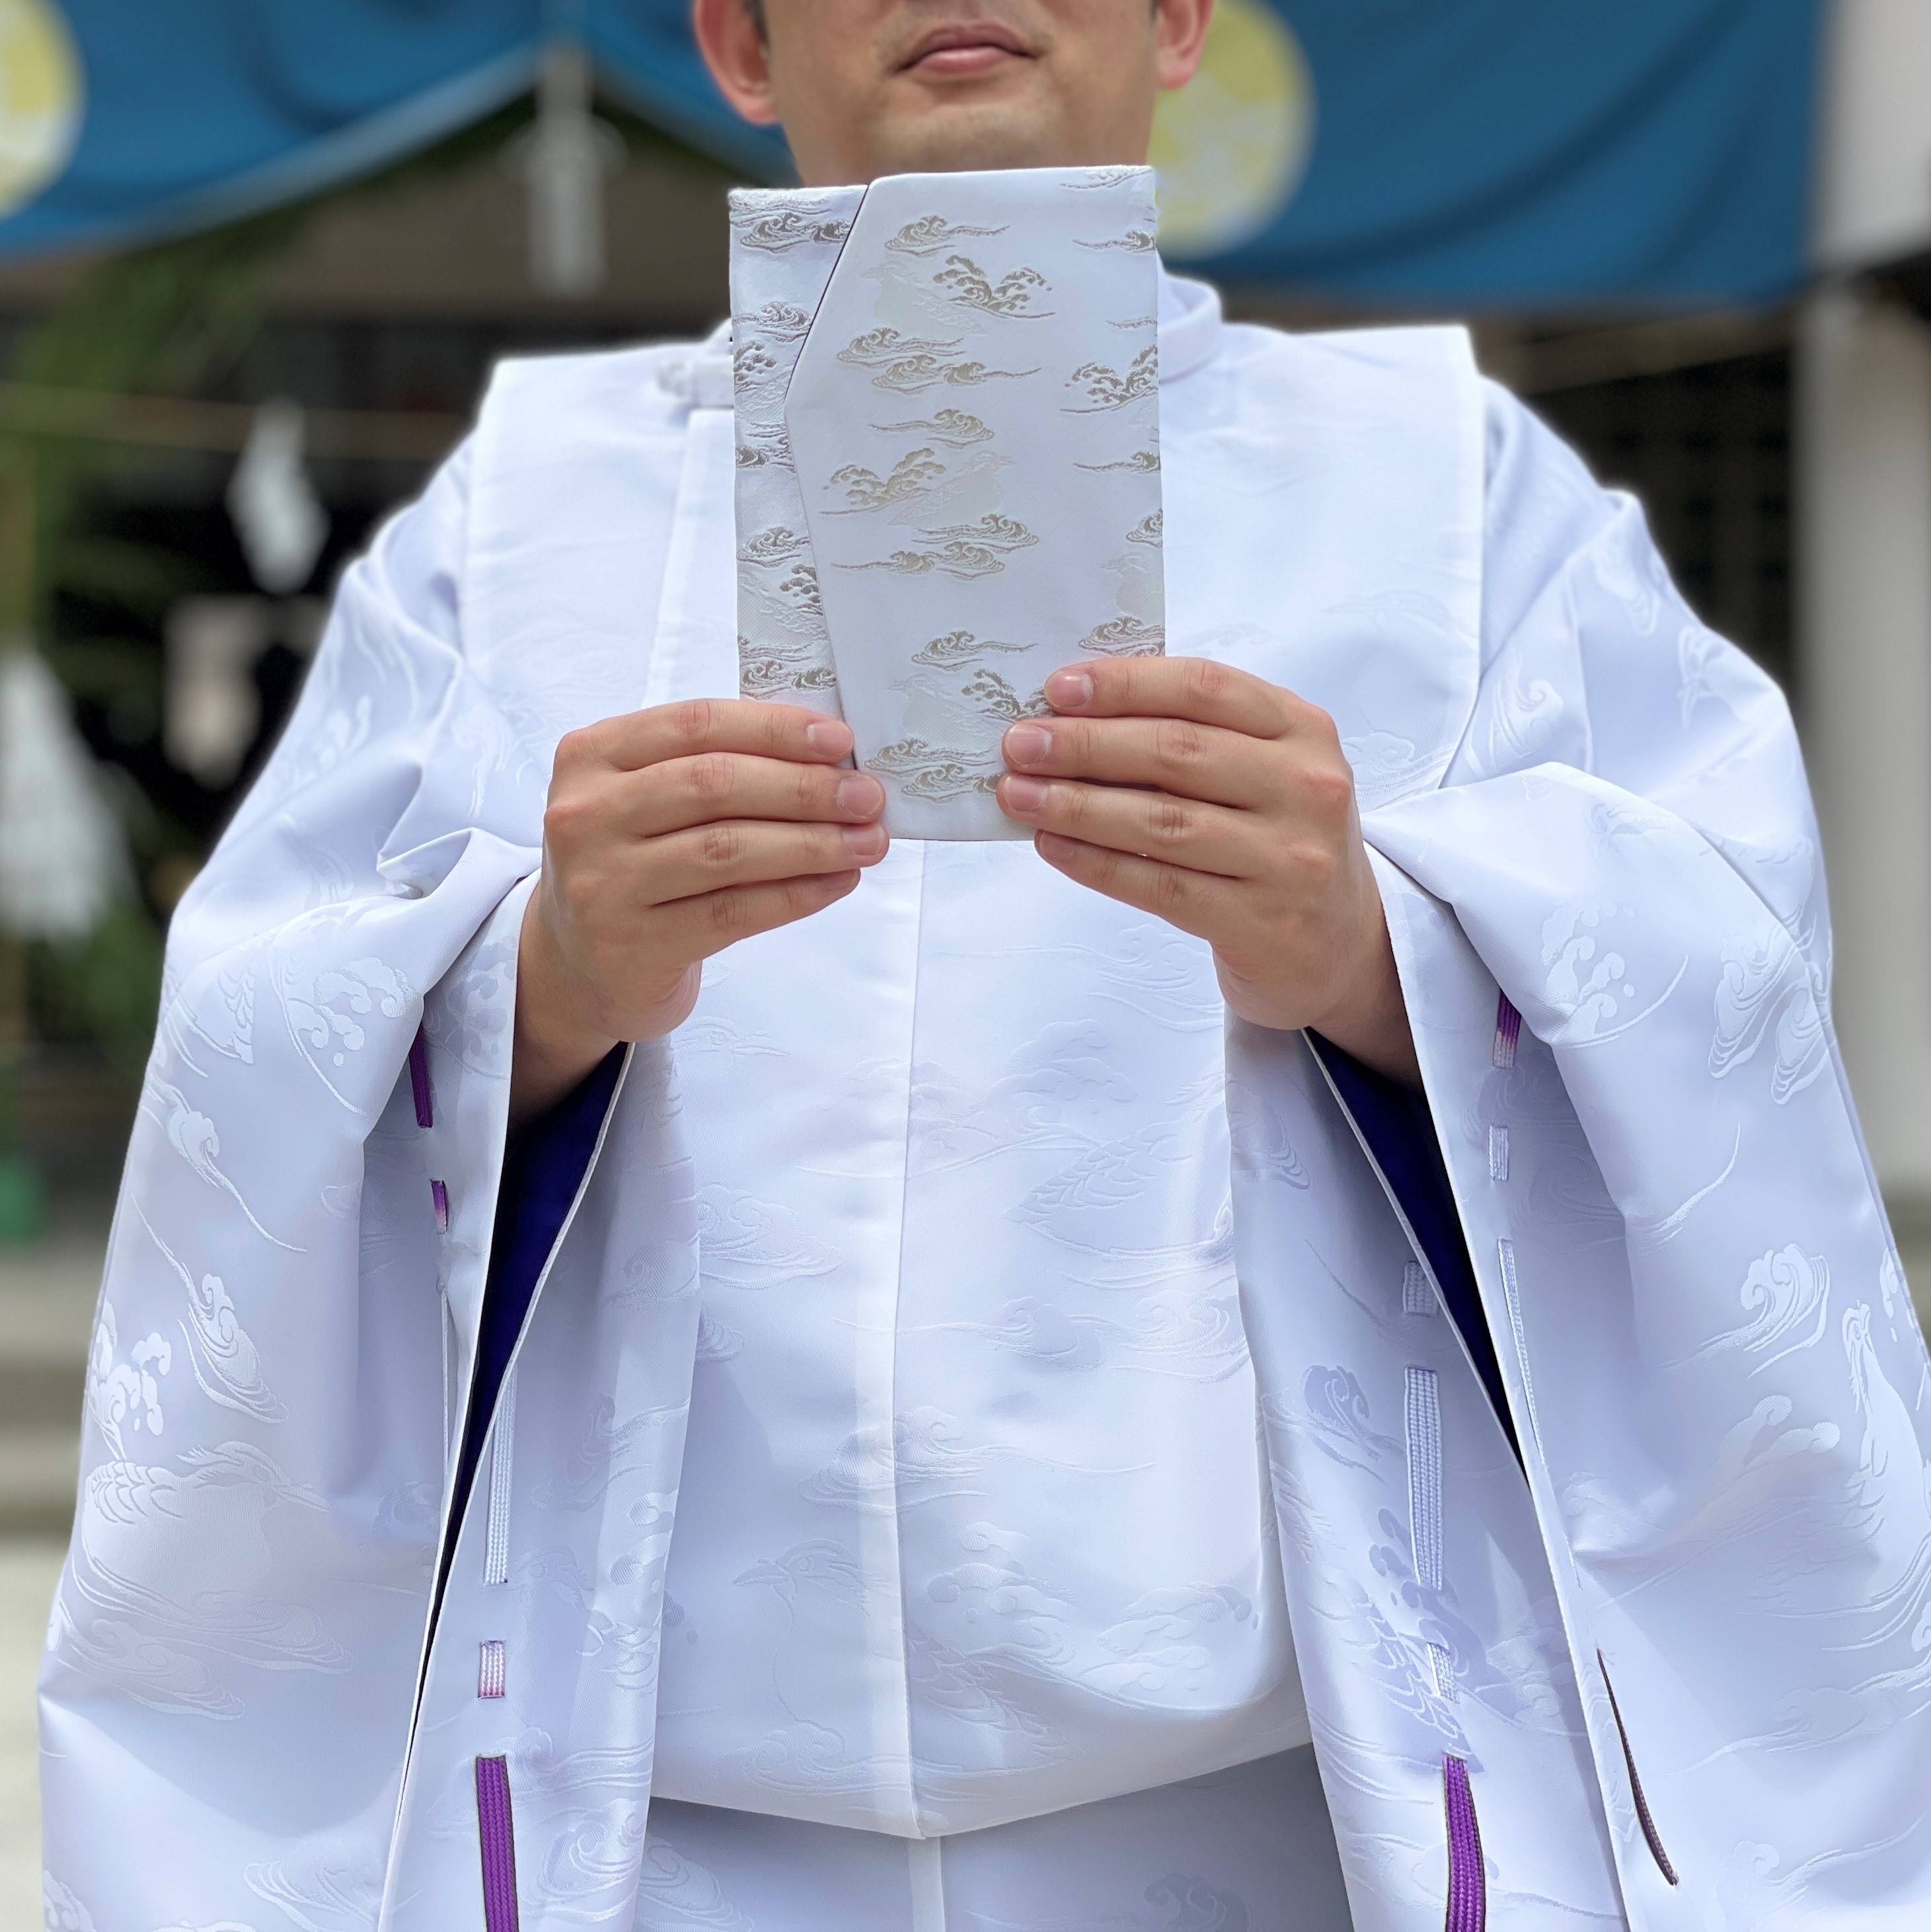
top-left (731, 168), bottom-right (1163, 839)
top-left (36, 273), bottom-right (1931, 1931)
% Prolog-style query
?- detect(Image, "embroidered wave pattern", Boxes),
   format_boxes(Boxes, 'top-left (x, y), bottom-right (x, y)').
top-left (1067, 346), bottom-right (1158, 412)
top-left (737, 165), bottom-right (1162, 837)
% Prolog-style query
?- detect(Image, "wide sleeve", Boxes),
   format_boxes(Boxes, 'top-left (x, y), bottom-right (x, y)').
top-left (37, 442), bottom-right (554, 1928)
top-left (1354, 384), bottom-right (1931, 1924)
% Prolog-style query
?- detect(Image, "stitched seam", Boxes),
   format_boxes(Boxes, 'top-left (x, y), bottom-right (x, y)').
top-left (483, 1366), bottom-right (515, 1588)
top-left (880, 839), bottom-right (929, 1834)
top-left (1495, 1238), bottom-right (1540, 1453)
top-left (1403, 1258), bottom-right (1437, 1317)
top-left (1406, 1366), bottom-right (1444, 1594)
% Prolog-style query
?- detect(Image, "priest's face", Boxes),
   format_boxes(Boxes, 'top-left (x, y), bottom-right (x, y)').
top-left (692, 0), bottom-right (1213, 184)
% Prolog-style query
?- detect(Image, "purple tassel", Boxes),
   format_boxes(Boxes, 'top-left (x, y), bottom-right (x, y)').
top-left (1491, 993), bottom-right (1521, 1069)
top-left (1443, 1754), bottom-right (1485, 1932)
top-left (474, 1755), bottom-right (520, 1931)
top-left (431, 1178), bottom-right (450, 1233)
top-left (408, 1027), bottom-right (432, 1129)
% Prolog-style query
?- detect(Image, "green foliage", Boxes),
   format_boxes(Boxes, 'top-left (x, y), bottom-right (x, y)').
top-left (28, 904), bottom-right (165, 1081)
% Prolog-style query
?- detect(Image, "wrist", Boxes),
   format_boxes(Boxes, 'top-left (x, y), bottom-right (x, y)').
top-left (1303, 901), bottom-right (1419, 1087)
top-left (511, 886), bottom-right (686, 1124)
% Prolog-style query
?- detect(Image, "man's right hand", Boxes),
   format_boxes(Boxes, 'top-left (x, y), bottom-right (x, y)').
top-left (511, 699), bottom-right (886, 1123)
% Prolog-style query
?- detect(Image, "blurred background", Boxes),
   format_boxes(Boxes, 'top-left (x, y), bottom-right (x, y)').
top-left (0, 0), bottom-right (1927, 1915)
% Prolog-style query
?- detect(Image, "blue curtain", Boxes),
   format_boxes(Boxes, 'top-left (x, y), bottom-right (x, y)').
top-left (0, 0), bottom-right (1821, 307)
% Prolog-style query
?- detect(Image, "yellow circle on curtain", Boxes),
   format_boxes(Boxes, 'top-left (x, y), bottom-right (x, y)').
top-left (0, 0), bottom-right (82, 220)
top-left (1151, 0), bottom-right (1313, 259)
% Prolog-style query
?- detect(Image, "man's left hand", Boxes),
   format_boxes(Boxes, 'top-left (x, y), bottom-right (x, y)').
top-left (997, 656), bottom-right (1419, 1085)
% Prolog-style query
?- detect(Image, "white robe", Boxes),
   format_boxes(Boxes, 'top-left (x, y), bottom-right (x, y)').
top-left (38, 274), bottom-right (1931, 1931)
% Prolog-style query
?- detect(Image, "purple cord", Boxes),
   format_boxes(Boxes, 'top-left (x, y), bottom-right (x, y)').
top-left (1443, 1754), bottom-right (1485, 1932)
top-left (409, 1027), bottom-right (433, 1129)
top-left (1600, 1654), bottom-right (1679, 1886)
top-left (474, 1755), bottom-right (519, 1931)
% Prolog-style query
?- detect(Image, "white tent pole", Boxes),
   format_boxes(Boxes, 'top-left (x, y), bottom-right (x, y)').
top-left (1797, 289), bottom-right (1931, 1208)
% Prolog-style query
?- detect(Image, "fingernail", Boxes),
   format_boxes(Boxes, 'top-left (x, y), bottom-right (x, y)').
top-left (841, 822), bottom-right (887, 858)
top-left (837, 773), bottom-right (883, 816)
top-left (1045, 668), bottom-right (1094, 709)
top-left (1001, 774), bottom-right (1048, 813)
top-left (806, 720), bottom-right (852, 755)
top-left (1004, 722), bottom-right (1051, 766)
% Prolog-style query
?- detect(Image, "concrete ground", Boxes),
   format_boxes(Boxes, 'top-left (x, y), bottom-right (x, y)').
top-left (1, 1540), bottom-right (61, 1928)
top-left (0, 1193), bottom-right (106, 1927)
top-left (1, 1193), bottom-right (1930, 1918)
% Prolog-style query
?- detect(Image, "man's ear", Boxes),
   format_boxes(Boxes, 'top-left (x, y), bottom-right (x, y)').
top-left (693, 0), bottom-right (780, 125)
top-left (1154, 0), bottom-right (1215, 92)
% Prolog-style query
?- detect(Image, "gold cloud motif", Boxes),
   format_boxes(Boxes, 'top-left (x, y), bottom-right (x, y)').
top-left (931, 254), bottom-right (1053, 317)
top-left (828, 448), bottom-right (948, 512)
top-left (870, 355), bottom-right (1039, 396)
top-left (839, 325), bottom-right (967, 367)
top-left (960, 670), bottom-right (1052, 722)
top-left (736, 209), bottom-right (853, 251)
top-left (911, 631), bottom-right (1030, 667)
top-left (1079, 449), bottom-right (1161, 473)
top-left (1077, 616), bottom-right (1166, 657)
top-left (885, 213), bottom-right (1008, 257)
top-left (874, 409), bottom-right (995, 447)
top-left (1066, 347), bottom-right (1158, 411)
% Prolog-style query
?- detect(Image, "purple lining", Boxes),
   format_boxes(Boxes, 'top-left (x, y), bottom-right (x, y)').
top-left (474, 1755), bottom-right (519, 1931)
top-left (1443, 1755), bottom-right (1485, 1932)
top-left (409, 1028), bottom-right (433, 1129)
top-left (1491, 994), bottom-right (1522, 1069)
top-left (432, 1178), bottom-right (450, 1233)
top-left (1600, 1654), bottom-right (1679, 1886)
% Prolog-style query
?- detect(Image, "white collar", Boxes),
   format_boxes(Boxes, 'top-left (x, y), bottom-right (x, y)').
top-left (1156, 262), bottom-right (1224, 385)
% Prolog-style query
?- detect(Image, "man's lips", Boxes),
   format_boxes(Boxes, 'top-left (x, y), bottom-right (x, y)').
top-left (898, 22), bottom-right (1034, 77)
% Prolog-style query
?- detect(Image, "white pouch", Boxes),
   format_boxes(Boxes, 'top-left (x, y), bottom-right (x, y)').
top-left (730, 166), bottom-right (1163, 840)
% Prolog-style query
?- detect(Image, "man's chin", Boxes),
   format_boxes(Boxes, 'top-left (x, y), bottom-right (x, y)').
top-left (868, 94), bottom-right (1084, 177)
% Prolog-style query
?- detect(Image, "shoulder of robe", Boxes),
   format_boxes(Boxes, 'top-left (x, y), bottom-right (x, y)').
top-left (1162, 317), bottom-right (1486, 810)
top-left (1203, 317), bottom-right (1481, 435)
top-left (459, 338), bottom-right (728, 738)
top-left (471, 337), bottom-right (722, 478)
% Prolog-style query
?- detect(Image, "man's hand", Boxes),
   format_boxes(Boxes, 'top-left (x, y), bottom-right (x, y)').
top-left (996, 657), bottom-right (1419, 1084)
top-left (513, 699), bottom-right (886, 1123)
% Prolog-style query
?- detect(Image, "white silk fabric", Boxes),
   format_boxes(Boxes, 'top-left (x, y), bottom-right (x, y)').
top-left (38, 272), bottom-right (1931, 1931)
top-left (730, 168), bottom-right (1163, 840)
